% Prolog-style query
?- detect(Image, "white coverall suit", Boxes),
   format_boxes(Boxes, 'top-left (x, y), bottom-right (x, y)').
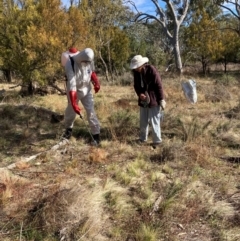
top-left (63, 48), bottom-right (100, 135)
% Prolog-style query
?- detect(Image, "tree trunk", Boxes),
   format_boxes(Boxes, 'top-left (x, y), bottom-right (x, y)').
top-left (3, 69), bottom-right (12, 82)
top-left (107, 42), bottom-right (114, 81)
top-left (224, 57), bottom-right (227, 73)
top-left (172, 26), bottom-right (183, 75)
top-left (98, 50), bottom-right (110, 82)
top-left (28, 81), bottom-right (35, 95)
top-left (201, 57), bottom-right (208, 75)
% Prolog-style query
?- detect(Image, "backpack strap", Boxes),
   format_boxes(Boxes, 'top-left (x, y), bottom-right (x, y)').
top-left (69, 56), bottom-right (75, 72)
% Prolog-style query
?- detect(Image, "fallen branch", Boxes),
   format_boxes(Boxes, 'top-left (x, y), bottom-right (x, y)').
top-left (1, 139), bottom-right (69, 171)
top-left (149, 195), bottom-right (162, 216)
top-left (11, 170), bottom-right (63, 174)
top-left (49, 82), bottom-right (66, 95)
top-left (9, 84), bottom-right (21, 89)
top-left (220, 156), bottom-right (240, 163)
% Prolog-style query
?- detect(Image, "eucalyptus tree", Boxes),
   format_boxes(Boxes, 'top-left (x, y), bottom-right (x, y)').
top-left (125, 23), bottom-right (149, 57)
top-left (79, 0), bottom-right (131, 81)
top-left (214, 0), bottom-right (240, 20)
top-left (213, 0), bottom-right (240, 35)
top-left (144, 21), bottom-right (167, 67)
top-left (183, 0), bottom-right (223, 74)
top-left (216, 15), bottom-right (240, 71)
top-left (129, 0), bottom-right (191, 75)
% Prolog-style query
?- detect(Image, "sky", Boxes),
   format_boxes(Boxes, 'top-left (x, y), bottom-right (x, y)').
top-left (61, 0), bottom-right (159, 13)
top-left (124, 0), bottom-right (161, 14)
top-left (61, 0), bottom-right (234, 14)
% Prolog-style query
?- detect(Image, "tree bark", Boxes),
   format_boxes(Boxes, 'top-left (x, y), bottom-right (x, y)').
top-left (107, 42), bottom-right (114, 81)
top-left (98, 50), bottom-right (110, 82)
top-left (3, 69), bottom-right (12, 82)
top-left (172, 26), bottom-right (183, 75)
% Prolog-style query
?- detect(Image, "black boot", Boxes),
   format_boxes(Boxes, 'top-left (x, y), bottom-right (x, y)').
top-left (62, 128), bottom-right (72, 139)
top-left (92, 134), bottom-right (100, 145)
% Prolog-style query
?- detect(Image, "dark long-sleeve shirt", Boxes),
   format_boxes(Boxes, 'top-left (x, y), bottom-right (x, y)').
top-left (133, 64), bottom-right (164, 108)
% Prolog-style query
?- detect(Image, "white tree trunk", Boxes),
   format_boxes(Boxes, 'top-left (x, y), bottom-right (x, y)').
top-left (134, 0), bottom-right (189, 75)
top-left (172, 25), bottom-right (183, 74)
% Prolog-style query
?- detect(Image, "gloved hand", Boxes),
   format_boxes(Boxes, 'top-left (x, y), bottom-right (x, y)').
top-left (69, 91), bottom-right (81, 115)
top-left (160, 99), bottom-right (166, 110)
top-left (91, 72), bottom-right (100, 93)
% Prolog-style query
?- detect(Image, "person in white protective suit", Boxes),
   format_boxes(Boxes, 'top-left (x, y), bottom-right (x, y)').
top-left (62, 47), bottom-right (101, 144)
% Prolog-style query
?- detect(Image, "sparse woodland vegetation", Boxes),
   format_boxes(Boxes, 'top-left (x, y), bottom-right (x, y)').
top-left (0, 0), bottom-right (240, 241)
top-left (1, 71), bottom-right (240, 241)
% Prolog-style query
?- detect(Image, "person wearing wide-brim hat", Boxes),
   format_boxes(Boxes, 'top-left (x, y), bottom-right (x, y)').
top-left (130, 55), bottom-right (166, 147)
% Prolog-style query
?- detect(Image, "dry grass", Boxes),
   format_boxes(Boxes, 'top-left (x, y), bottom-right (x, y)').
top-left (0, 75), bottom-right (240, 241)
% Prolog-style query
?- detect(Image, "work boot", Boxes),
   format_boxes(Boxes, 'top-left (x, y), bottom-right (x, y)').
top-left (62, 128), bottom-right (72, 139)
top-left (92, 134), bottom-right (100, 145)
top-left (152, 142), bottom-right (161, 149)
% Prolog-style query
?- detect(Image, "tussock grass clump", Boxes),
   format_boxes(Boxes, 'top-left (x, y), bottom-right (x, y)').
top-left (88, 146), bottom-right (108, 163)
top-left (1, 177), bottom-right (117, 241)
top-left (204, 83), bottom-right (232, 103)
top-left (223, 98), bottom-right (240, 120)
top-left (163, 110), bottom-right (213, 142)
top-left (218, 130), bottom-right (240, 148)
top-left (150, 140), bottom-right (186, 163)
top-left (135, 224), bottom-right (158, 241)
top-left (215, 74), bottom-right (238, 86)
top-left (107, 109), bottom-right (138, 141)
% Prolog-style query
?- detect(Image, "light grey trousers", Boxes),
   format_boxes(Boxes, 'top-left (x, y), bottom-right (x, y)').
top-left (139, 106), bottom-right (162, 144)
top-left (64, 90), bottom-right (100, 135)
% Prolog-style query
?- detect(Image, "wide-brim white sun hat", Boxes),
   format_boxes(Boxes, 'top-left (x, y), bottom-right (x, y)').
top-left (130, 55), bottom-right (149, 69)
